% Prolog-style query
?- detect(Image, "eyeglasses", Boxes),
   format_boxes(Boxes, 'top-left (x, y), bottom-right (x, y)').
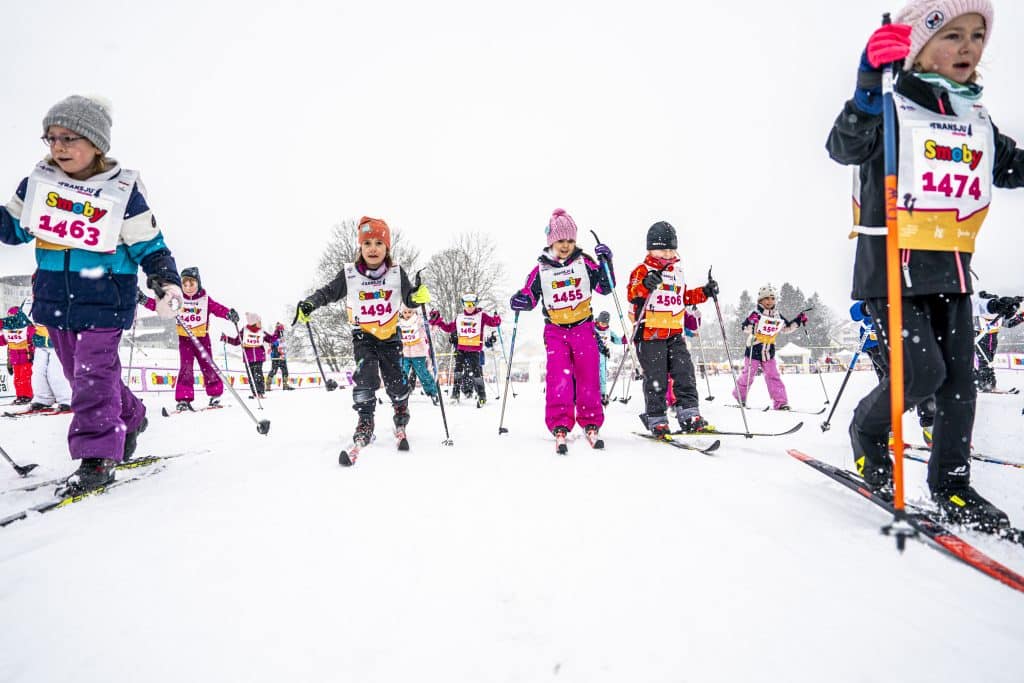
top-left (41, 134), bottom-right (87, 147)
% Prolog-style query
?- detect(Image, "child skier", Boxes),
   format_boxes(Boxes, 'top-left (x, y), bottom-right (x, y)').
top-left (0, 94), bottom-right (182, 494)
top-left (627, 221), bottom-right (717, 436)
top-left (827, 0), bottom-right (1024, 529)
top-left (429, 293), bottom-right (501, 407)
top-left (509, 208), bottom-right (613, 449)
top-left (142, 266), bottom-right (238, 411)
top-left (295, 216), bottom-right (430, 457)
top-left (594, 311), bottom-right (625, 406)
top-left (733, 284), bottom-right (807, 410)
top-left (971, 291), bottom-right (1022, 392)
top-left (221, 313), bottom-right (276, 399)
top-left (398, 306), bottom-right (439, 404)
top-left (28, 320), bottom-right (72, 414)
top-left (1, 306), bottom-right (34, 405)
top-left (265, 322), bottom-right (294, 391)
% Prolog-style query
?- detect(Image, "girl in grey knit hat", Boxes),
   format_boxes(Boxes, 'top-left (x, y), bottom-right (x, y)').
top-left (0, 94), bottom-right (185, 496)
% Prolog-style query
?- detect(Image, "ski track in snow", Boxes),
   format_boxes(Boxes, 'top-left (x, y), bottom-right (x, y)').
top-left (1, 359), bottom-right (1023, 683)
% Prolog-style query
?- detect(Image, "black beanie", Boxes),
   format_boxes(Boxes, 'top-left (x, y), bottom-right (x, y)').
top-left (646, 221), bottom-right (677, 250)
top-left (181, 267), bottom-right (201, 289)
top-left (597, 311), bottom-right (610, 324)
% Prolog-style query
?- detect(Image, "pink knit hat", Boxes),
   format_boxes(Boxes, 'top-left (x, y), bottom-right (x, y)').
top-left (245, 312), bottom-right (261, 326)
top-left (894, 0), bottom-right (993, 70)
top-left (545, 208), bottom-right (578, 246)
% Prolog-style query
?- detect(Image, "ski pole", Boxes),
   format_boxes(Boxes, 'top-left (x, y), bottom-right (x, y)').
top-left (875, 12), bottom-right (913, 550)
top-left (489, 341), bottom-right (502, 399)
top-left (145, 280), bottom-right (269, 434)
top-left (590, 229), bottom-right (644, 375)
top-left (708, 266), bottom-right (752, 438)
top-left (0, 443), bottom-right (37, 477)
top-left (820, 334), bottom-right (869, 432)
top-left (496, 325), bottom-right (517, 398)
top-left (417, 298), bottom-right (453, 446)
top-left (693, 313), bottom-right (714, 401)
top-left (126, 297), bottom-right (140, 385)
top-left (232, 320), bottom-right (264, 408)
top-left (803, 327), bottom-right (831, 405)
top-left (302, 322), bottom-right (339, 391)
top-left (498, 311), bottom-right (520, 435)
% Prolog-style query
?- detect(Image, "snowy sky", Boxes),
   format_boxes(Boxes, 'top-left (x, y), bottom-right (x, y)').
top-left (2, 0), bottom-right (1023, 327)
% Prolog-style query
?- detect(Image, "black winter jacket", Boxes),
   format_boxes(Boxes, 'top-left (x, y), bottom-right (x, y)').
top-left (826, 73), bottom-right (1024, 299)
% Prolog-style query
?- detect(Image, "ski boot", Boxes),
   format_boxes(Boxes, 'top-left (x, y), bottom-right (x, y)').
top-left (679, 416), bottom-right (711, 433)
top-left (921, 425), bottom-right (933, 448)
top-left (353, 415), bottom-right (375, 447)
top-left (850, 423), bottom-right (893, 498)
top-left (393, 404), bottom-right (410, 451)
top-left (12, 396), bottom-right (32, 405)
top-left (553, 426), bottom-right (569, 455)
top-left (931, 485), bottom-right (1010, 532)
top-left (176, 400), bottom-right (193, 412)
top-left (28, 402), bottom-right (50, 412)
top-left (776, 404), bottom-right (791, 411)
top-left (584, 424), bottom-right (604, 450)
top-left (476, 397), bottom-right (486, 408)
top-left (123, 416), bottom-right (149, 462)
top-left (601, 394), bottom-right (609, 407)
top-left (57, 458), bottom-right (116, 497)
top-left (56, 403), bottom-right (72, 413)
top-left (283, 383), bottom-right (295, 391)
top-left (209, 397), bottom-right (222, 408)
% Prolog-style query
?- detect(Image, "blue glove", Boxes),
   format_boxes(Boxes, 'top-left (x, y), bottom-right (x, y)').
top-left (510, 291), bottom-right (534, 312)
top-left (594, 243), bottom-right (613, 261)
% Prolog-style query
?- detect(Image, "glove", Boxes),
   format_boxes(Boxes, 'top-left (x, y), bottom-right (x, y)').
top-left (600, 345), bottom-right (611, 358)
top-left (428, 309), bottom-right (441, 322)
top-left (796, 312), bottom-right (809, 326)
top-left (135, 289), bottom-right (148, 306)
top-left (411, 284), bottom-right (431, 305)
top-left (510, 291), bottom-right (534, 312)
top-left (296, 300), bottom-right (314, 324)
top-left (866, 23), bottom-right (912, 68)
top-left (745, 312), bottom-right (760, 327)
top-left (641, 269), bottom-right (663, 291)
top-left (854, 24), bottom-right (911, 115)
top-left (989, 296), bottom-right (1021, 318)
top-left (227, 308), bottom-right (240, 324)
top-left (702, 278), bottom-right (719, 298)
top-left (594, 243), bottom-right (613, 261)
top-left (152, 282), bottom-right (184, 319)
top-left (220, 333), bottom-right (229, 343)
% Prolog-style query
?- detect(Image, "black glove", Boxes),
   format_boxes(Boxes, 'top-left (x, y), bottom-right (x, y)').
top-left (600, 344), bottom-right (611, 358)
top-left (989, 296), bottom-right (1021, 318)
top-left (642, 269), bottom-right (663, 291)
top-left (702, 278), bottom-right (719, 298)
top-left (135, 289), bottom-right (147, 305)
top-left (227, 308), bottom-right (240, 324)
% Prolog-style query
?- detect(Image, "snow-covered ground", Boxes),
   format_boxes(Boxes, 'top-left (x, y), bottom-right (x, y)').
top-left (1, 368), bottom-right (1023, 682)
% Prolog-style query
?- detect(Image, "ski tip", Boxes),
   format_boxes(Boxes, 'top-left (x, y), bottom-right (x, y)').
top-left (787, 449), bottom-right (810, 462)
top-left (160, 407), bottom-right (170, 417)
top-left (339, 451), bottom-right (354, 467)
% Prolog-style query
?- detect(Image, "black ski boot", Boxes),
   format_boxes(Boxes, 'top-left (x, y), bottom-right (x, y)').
top-left (176, 400), bottom-right (193, 412)
top-left (123, 416), bottom-right (149, 462)
top-left (678, 414), bottom-right (711, 434)
top-left (553, 426), bottom-right (569, 455)
top-left (849, 422), bottom-right (893, 497)
top-left (931, 485), bottom-right (1010, 532)
top-left (58, 458), bottom-right (116, 497)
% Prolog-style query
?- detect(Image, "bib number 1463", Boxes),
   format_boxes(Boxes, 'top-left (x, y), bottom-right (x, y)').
top-left (37, 215), bottom-right (100, 247)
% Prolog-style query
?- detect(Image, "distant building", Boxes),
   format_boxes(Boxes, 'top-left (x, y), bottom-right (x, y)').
top-left (0, 274), bottom-right (32, 314)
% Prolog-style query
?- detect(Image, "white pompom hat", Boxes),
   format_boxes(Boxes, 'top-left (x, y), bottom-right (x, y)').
top-left (893, 0), bottom-right (994, 70)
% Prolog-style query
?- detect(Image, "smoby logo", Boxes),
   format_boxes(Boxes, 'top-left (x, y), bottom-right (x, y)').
top-left (551, 277), bottom-right (581, 289)
top-left (358, 290), bottom-right (393, 301)
top-left (658, 283), bottom-right (682, 293)
top-left (925, 10), bottom-right (944, 30)
top-left (924, 140), bottom-right (983, 170)
top-left (45, 191), bottom-right (107, 223)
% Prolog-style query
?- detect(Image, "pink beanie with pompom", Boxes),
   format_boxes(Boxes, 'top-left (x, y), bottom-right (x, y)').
top-left (894, 0), bottom-right (993, 70)
top-left (545, 208), bottom-right (578, 246)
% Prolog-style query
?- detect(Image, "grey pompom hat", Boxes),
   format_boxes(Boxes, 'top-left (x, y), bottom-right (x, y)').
top-left (42, 95), bottom-right (112, 154)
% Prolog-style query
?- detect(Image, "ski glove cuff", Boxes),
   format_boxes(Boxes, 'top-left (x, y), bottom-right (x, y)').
top-left (411, 284), bottom-right (431, 305)
top-left (296, 300), bottom-right (314, 324)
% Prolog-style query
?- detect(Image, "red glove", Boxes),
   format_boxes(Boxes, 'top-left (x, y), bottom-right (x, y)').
top-left (220, 333), bottom-right (228, 342)
top-left (428, 309), bottom-right (440, 322)
top-left (866, 23), bottom-right (912, 69)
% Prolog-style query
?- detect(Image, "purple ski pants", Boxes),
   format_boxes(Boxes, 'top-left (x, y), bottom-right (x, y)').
top-left (176, 333), bottom-right (223, 402)
top-left (51, 328), bottom-right (146, 462)
top-left (544, 321), bottom-right (603, 433)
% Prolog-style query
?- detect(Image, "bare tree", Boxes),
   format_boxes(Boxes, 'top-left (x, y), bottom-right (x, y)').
top-left (421, 232), bottom-right (506, 355)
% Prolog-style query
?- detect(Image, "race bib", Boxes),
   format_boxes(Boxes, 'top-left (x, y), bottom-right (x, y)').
top-left (176, 295), bottom-right (209, 336)
top-left (242, 328), bottom-right (264, 348)
top-left (344, 264), bottom-right (402, 340)
top-left (895, 93), bottom-right (993, 252)
top-left (20, 163), bottom-right (136, 253)
top-left (644, 264), bottom-right (686, 330)
top-left (457, 312), bottom-right (483, 348)
top-left (539, 259), bottom-right (593, 326)
top-left (754, 314), bottom-right (783, 344)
